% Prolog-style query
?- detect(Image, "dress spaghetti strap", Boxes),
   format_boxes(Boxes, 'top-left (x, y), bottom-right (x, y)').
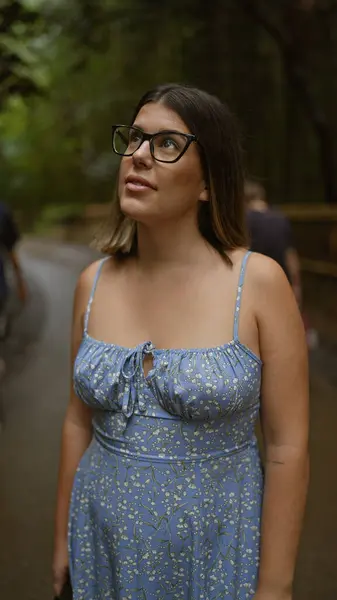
top-left (83, 257), bottom-right (109, 335)
top-left (233, 251), bottom-right (252, 341)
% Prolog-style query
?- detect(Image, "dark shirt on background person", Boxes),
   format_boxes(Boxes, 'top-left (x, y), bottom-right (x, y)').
top-left (244, 181), bottom-right (302, 308)
top-left (0, 202), bottom-right (26, 314)
top-left (0, 203), bottom-right (18, 305)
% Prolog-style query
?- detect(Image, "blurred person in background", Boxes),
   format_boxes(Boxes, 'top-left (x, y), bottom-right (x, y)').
top-left (0, 201), bottom-right (27, 340)
top-left (53, 84), bottom-right (309, 600)
top-left (244, 180), bottom-right (302, 308)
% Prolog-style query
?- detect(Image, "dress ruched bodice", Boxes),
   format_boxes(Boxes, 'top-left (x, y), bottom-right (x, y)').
top-left (74, 334), bottom-right (261, 460)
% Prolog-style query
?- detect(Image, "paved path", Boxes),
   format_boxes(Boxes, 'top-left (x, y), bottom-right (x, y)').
top-left (0, 239), bottom-right (336, 599)
top-left (0, 240), bottom-right (99, 599)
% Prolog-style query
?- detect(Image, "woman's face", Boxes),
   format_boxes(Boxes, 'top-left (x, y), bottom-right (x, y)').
top-left (118, 102), bottom-right (208, 224)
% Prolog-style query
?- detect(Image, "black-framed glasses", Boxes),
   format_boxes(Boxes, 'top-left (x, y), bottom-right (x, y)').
top-left (112, 124), bottom-right (198, 163)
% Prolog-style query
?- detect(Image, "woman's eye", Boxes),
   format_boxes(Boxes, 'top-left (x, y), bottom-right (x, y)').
top-left (162, 138), bottom-right (177, 149)
top-left (130, 133), bottom-right (141, 143)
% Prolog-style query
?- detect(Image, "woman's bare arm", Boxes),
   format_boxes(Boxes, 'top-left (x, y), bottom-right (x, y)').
top-left (251, 255), bottom-right (309, 599)
top-left (53, 263), bottom-right (99, 594)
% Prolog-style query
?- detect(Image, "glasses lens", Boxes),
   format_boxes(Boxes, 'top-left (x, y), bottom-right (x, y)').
top-left (113, 126), bottom-right (142, 156)
top-left (152, 132), bottom-right (188, 162)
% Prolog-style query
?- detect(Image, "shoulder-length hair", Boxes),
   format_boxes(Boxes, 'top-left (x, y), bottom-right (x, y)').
top-left (98, 83), bottom-right (247, 264)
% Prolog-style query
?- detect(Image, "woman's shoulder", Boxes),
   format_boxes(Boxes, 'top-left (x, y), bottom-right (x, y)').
top-left (246, 252), bottom-right (298, 320)
top-left (75, 255), bottom-right (119, 299)
top-left (230, 248), bottom-right (286, 287)
top-left (247, 251), bottom-right (289, 290)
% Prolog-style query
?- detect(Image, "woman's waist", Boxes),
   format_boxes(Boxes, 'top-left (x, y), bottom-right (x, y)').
top-left (92, 412), bottom-right (259, 463)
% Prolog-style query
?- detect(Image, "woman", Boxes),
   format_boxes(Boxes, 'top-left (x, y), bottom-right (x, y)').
top-left (53, 84), bottom-right (309, 600)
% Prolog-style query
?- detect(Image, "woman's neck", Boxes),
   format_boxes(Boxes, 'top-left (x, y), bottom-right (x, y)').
top-left (135, 217), bottom-right (212, 272)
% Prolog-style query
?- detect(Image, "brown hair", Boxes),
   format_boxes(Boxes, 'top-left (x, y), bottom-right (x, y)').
top-left (99, 83), bottom-right (247, 263)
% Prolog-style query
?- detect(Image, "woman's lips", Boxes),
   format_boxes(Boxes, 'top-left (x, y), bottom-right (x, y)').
top-left (125, 181), bottom-right (153, 192)
top-left (125, 175), bottom-right (156, 192)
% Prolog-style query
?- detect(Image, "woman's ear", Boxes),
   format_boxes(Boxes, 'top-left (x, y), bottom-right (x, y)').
top-left (199, 184), bottom-right (209, 203)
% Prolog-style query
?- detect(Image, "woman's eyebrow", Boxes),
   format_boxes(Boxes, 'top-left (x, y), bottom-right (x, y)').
top-left (131, 123), bottom-right (144, 132)
top-left (132, 125), bottom-right (185, 135)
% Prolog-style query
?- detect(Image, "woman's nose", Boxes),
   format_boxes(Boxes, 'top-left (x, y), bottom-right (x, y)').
top-left (132, 140), bottom-right (153, 166)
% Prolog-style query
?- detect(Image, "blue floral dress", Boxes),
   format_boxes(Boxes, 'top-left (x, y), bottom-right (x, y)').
top-left (69, 251), bottom-right (263, 599)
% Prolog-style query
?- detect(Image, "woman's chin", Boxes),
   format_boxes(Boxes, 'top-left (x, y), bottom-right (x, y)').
top-left (120, 196), bottom-right (157, 223)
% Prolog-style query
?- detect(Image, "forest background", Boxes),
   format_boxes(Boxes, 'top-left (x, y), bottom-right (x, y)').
top-left (1, 0), bottom-right (337, 233)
